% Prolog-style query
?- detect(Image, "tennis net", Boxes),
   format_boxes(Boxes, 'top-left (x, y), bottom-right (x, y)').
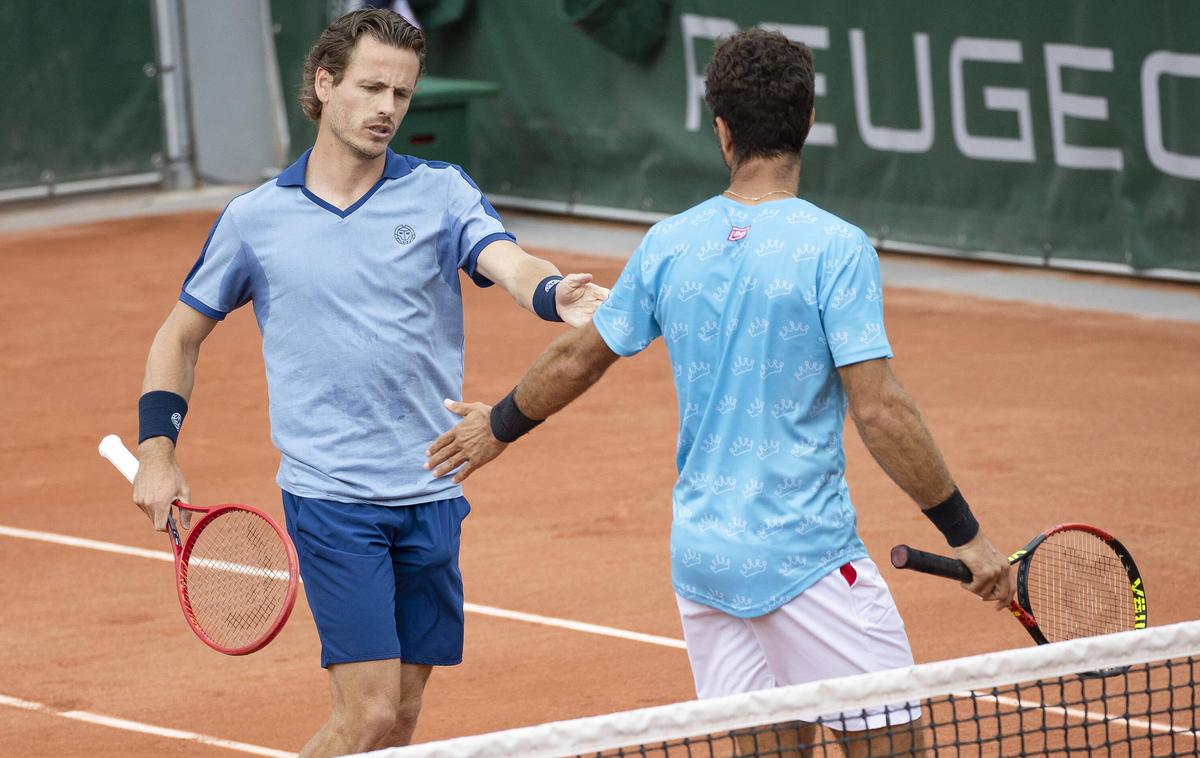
top-left (363, 620), bottom-right (1200, 757)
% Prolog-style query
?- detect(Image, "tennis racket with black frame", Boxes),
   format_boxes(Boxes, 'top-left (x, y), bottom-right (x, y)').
top-left (891, 523), bottom-right (1146, 647)
top-left (99, 434), bottom-right (299, 655)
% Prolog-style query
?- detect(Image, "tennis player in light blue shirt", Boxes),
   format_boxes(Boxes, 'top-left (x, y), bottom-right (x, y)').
top-left (129, 9), bottom-right (608, 756)
top-left (594, 195), bottom-right (893, 617)
top-left (430, 26), bottom-right (1012, 752)
top-left (181, 146), bottom-right (513, 506)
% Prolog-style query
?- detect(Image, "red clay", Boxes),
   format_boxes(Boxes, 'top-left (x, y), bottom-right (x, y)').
top-left (1, 211), bottom-right (1197, 755)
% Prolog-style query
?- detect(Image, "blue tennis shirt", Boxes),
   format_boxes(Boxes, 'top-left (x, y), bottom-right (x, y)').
top-left (180, 148), bottom-right (513, 506)
top-left (593, 196), bottom-right (893, 618)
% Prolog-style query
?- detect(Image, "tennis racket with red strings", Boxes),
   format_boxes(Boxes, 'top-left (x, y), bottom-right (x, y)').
top-left (891, 523), bottom-right (1146, 647)
top-left (99, 434), bottom-right (299, 655)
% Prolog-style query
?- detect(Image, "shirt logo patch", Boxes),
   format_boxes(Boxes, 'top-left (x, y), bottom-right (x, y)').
top-left (394, 224), bottom-right (416, 245)
top-left (727, 225), bottom-right (750, 242)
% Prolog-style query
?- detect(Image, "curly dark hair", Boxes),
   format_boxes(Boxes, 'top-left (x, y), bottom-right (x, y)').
top-left (300, 9), bottom-right (425, 123)
top-left (704, 29), bottom-right (815, 163)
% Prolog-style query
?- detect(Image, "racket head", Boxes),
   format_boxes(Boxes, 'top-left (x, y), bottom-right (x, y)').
top-left (175, 504), bottom-right (299, 655)
top-left (1014, 523), bottom-right (1145, 645)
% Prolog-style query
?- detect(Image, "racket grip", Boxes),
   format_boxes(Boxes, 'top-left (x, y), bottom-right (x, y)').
top-left (890, 544), bottom-right (974, 583)
top-left (98, 434), bottom-right (140, 483)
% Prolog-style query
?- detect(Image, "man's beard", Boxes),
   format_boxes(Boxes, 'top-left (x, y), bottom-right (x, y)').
top-left (332, 114), bottom-right (387, 159)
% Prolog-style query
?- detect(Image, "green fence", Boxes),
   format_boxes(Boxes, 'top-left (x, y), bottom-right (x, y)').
top-left (0, 0), bottom-right (164, 194)
top-left (425, 0), bottom-right (1200, 275)
top-left (3, 1), bottom-right (1194, 275)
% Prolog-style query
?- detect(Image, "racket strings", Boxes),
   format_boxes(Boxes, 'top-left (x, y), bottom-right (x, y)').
top-left (1025, 530), bottom-right (1134, 642)
top-left (181, 510), bottom-right (292, 649)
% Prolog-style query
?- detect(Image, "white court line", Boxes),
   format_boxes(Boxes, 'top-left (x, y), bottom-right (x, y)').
top-left (462, 603), bottom-right (686, 650)
top-left (978, 693), bottom-right (1200, 739)
top-left (0, 524), bottom-right (174, 563)
top-left (0, 694), bottom-right (296, 757)
top-left (189, 556), bottom-right (293, 582)
top-left (0, 524), bottom-right (686, 649)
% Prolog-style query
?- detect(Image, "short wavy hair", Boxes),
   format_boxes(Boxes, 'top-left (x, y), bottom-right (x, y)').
top-left (299, 9), bottom-right (426, 123)
top-left (704, 29), bottom-right (815, 163)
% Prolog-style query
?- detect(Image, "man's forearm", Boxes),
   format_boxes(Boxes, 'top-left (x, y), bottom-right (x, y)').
top-left (141, 324), bottom-right (201, 399)
top-left (850, 385), bottom-right (955, 508)
top-left (514, 257), bottom-right (561, 315)
top-left (512, 326), bottom-right (617, 420)
top-left (138, 321), bottom-right (205, 457)
top-left (480, 243), bottom-right (559, 314)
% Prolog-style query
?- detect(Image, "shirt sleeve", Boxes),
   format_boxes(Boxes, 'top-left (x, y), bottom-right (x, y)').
top-left (817, 230), bottom-right (892, 367)
top-left (593, 238), bottom-right (662, 356)
top-left (444, 166), bottom-right (516, 288)
top-left (179, 206), bottom-right (255, 320)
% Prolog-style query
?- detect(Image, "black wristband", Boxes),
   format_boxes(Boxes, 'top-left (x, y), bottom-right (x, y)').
top-left (922, 488), bottom-right (980, 547)
top-left (489, 388), bottom-right (543, 443)
top-left (139, 390), bottom-right (188, 445)
top-left (532, 275), bottom-right (564, 322)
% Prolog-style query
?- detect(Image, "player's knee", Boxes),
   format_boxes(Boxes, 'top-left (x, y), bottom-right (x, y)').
top-left (373, 694), bottom-right (423, 748)
top-left (338, 696), bottom-right (403, 747)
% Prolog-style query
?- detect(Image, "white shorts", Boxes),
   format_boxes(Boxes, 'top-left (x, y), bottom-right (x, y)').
top-left (675, 557), bottom-right (920, 731)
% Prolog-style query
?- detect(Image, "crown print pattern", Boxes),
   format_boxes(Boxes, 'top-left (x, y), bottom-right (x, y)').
top-left (591, 195), bottom-right (892, 617)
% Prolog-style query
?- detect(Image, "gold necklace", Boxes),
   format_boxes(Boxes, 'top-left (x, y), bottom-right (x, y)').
top-left (722, 188), bottom-right (796, 202)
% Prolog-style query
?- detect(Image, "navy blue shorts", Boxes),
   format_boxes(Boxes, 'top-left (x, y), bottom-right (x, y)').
top-left (282, 491), bottom-right (470, 668)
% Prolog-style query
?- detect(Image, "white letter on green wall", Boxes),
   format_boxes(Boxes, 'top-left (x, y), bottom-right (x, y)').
top-left (682, 14), bottom-right (739, 132)
top-left (1044, 43), bottom-right (1123, 171)
top-left (850, 30), bottom-right (935, 153)
top-left (950, 37), bottom-right (1034, 163)
top-left (1142, 50), bottom-right (1200, 181)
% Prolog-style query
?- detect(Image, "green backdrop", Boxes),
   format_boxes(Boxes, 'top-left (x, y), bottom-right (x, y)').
top-left (0, 0), bottom-right (164, 192)
top-left (423, 0), bottom-right (1199, 274)
top-left (4, 1), bottom-right (1194, 274)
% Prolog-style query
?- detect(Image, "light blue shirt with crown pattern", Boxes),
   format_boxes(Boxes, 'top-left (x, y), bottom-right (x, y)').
top-left (592, 196), bottom-right (893, 618)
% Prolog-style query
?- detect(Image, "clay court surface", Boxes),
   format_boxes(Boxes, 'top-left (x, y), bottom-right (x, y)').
top-left (1, 211), bottom-right (1198, 756)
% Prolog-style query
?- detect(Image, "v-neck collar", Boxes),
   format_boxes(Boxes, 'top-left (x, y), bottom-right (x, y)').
top-left (276, 148), bottom-right (411, 218)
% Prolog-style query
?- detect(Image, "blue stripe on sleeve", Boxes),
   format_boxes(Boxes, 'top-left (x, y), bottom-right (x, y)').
top-left (178, 291), bottom-right (228, 321)
top-left (463, 231), bottom-right (516, 288)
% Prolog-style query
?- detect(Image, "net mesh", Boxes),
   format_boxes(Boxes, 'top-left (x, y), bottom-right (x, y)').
top-left (1025, 529), bottom-right (1135, 642)
top-left (362, 621), bottom-right (1200, 758)
top-left (181, 508), bottom-right (292, 649)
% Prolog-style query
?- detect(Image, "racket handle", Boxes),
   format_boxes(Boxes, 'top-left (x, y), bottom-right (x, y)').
top-left (890, 544), bottom-right (974, 583)
top-left (98, 434), bottom-right (140, 483)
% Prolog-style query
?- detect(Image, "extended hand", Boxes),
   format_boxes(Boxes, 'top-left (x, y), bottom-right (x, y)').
top-left (954, 532), bottom-right (1015, 610)
top-left (555, 273), bottom-right (610, 328)
top-left (426, 399), bottom-right (509, 483)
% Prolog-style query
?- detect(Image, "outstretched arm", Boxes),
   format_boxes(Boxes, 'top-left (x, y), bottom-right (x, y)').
top-left (475, 240), bottom-right (610, 327)
top-left (838, 357), bottom-right (1014, 608)
top-left (426, 323), bottom-right (619, 483)
top-left (134, 302), bottom-right (218, 531)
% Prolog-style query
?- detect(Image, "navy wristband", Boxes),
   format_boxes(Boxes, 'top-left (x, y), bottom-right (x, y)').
top-left (489, 388), bottom-right (543, 443)
top-left (532, 275), bottom-right (564, 322)
top-left (923, 488), bottom-right (980, 548)
top-left (139, 390), bottom-right (188, 445)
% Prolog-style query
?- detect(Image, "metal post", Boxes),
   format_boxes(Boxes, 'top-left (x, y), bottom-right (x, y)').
top-left (151, 0), bottom-right (196, 189)
top-left (257, 0), bottom-right (291, 169)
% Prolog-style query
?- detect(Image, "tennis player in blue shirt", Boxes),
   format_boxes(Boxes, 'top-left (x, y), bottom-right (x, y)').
top-left (130, 10), bottom-right (607, 757)
top-left (429, 28), bottom-right (1012, 755)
